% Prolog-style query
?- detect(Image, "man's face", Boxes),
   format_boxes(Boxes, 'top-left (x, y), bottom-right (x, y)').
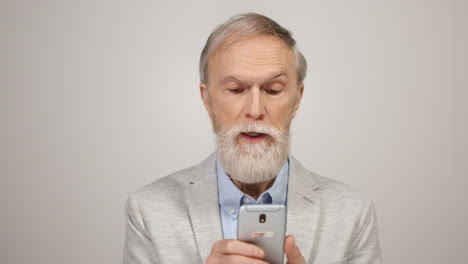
top-left (201, 36), bottom-right (303, 138)
top-left (200, 36), bottom-right (304, 183)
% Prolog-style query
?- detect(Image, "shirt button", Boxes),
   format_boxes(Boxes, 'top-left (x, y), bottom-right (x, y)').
top-left (243, 197), bottom-right (250, 204)
top-left (229, 208), bottom-right (236, 215)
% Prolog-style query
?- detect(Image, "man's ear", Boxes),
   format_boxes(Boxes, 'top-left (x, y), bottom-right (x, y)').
top-left (200, 83), bottom-right (212, 115)
top-left (290, 84), bottom-right (304, 119)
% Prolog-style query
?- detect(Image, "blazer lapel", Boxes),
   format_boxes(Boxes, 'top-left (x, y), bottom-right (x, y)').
top-left (286, 156), bottom-right (321, 263)
top-left (186, 153), bottom-right (223, 263)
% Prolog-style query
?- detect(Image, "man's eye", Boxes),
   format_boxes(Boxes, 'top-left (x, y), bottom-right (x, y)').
top-left (265, 89), bottom-right (280, 95)
top-left (229, 88), bottom-right (244, 94)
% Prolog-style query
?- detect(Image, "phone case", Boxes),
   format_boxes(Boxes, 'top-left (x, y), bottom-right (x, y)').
top-left (237, 204), bottom-right (286, 264)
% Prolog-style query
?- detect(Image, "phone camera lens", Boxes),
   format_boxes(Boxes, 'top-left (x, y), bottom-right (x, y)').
top-left (259, 214), bottom-right (266, 223)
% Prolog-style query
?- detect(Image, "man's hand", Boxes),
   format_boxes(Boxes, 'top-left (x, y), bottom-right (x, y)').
top-left (207, 236), bottom-right (305, 264)
top-left (206, 239), bottom-right (268, 264)
top-left (285, 235), bottom-right (306, 264)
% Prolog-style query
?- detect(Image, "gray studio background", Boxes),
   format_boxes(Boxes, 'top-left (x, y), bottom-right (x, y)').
top-left (1, 0), bottom-right (466, 263)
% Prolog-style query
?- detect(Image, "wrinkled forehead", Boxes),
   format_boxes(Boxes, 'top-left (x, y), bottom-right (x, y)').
top-left (208, 36), bottom-right (296, 85)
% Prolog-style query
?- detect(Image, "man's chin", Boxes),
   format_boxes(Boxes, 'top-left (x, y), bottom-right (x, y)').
top-left (216, 123), bottom-right (290, 185)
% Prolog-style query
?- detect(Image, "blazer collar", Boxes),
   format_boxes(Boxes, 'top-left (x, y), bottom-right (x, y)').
top-left (186, 153), bottom-right (223, 263)
top-left (286, 155), bottom-right (322, 262)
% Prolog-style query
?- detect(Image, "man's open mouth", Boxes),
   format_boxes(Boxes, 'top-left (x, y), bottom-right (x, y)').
top-left (241, 131), bottom-right (267, 139)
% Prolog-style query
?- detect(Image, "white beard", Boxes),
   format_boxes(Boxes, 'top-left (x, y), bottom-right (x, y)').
top-left (215, 122), bottom-right (290, 184)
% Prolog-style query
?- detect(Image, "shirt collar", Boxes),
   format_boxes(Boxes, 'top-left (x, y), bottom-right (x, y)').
top-left (216, 158), bottom-right (289, 220)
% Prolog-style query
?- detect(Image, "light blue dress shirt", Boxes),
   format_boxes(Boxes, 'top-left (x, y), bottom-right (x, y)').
top-left (216, 158), bottom-right (289, 239)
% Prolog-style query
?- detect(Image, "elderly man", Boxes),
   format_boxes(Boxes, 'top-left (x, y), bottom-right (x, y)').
top-left (124, 13), bottom-right (381, 264)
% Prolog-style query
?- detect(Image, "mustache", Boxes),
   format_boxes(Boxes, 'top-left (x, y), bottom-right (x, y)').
top-left (220, 122), bottom-right (286, 140)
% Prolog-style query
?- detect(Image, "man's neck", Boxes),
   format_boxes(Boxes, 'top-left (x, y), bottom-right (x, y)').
top-left (230, 177), bottom-right (275, 200)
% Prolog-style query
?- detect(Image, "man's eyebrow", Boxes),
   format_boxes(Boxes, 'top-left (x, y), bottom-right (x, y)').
top-left (269, 72), bottom-right (288, 80)
top-left (221, 72), bottom-right (288, 84)
top-left (221, 76), bottom-right (244, 83)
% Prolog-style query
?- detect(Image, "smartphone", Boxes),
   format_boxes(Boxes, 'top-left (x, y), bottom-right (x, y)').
top-left (237, 204), bottom-right (287, 264)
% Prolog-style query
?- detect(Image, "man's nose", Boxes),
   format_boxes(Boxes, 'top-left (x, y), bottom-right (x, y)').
top-left (245, 88), bottom-right (265, 120)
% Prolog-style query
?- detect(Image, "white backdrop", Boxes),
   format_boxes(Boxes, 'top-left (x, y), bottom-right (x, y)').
top-left (1, 1), bottom-right (466, 263)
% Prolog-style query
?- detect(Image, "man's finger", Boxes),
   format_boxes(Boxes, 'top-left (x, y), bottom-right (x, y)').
top-left (222, 255), bottom-right (270, 264)
top-left (211, 239), bottom-right (265, 259)
top-left (284, 235), bottom-right (306, 264)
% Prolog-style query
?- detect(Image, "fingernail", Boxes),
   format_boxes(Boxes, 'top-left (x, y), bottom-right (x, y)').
top-left (257, 249), bottom-right (264, 257)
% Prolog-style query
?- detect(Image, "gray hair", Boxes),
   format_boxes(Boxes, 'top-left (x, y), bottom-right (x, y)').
top-left (199, 13), bottom-right (307, 86)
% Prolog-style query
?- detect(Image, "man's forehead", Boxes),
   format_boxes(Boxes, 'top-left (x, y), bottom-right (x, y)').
top-left (210, 39), bottom-right (295, 83)
top-left (219, 36), bottom-right (292, 58)
top-left (220, 71), bottom-right (289, 85)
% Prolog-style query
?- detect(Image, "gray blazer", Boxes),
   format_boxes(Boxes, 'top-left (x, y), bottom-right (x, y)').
top-left (124, 153), bottom-right (381, 264)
